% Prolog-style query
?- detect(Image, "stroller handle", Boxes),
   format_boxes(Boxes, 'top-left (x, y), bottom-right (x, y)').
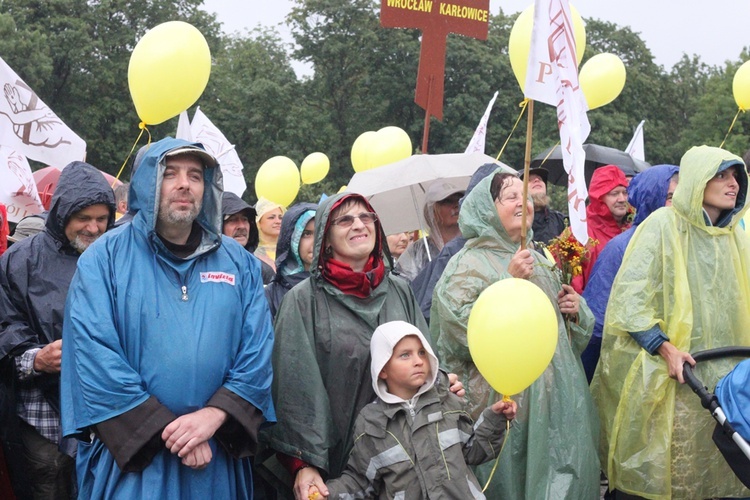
top-left (683, 346), bottom-right (750, 410)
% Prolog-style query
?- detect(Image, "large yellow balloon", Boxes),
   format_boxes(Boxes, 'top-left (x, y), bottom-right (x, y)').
top-left (467, 278), bottom-right (558, 396)
top-left (255, 156), bottom-right (300, 207)
top-left (301, 152), bottom-right (330, 184)
top-left (128, 21), bottom-right (211, 125)
top-left (351, 131), bottom-right (377, 172)
top-left (370, 126), bottom-right (413, 169)
top-left (733, 60), bottom-right (750, 111)
top-left (508, 4), bottom-right (586, 92)
top-left (579, 53), bottom-right (627, 110)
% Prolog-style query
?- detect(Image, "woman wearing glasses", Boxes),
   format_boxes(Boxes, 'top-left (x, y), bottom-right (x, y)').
top-left (431, 171), bottom-right (600, 499)
top-left (263, 193), bottom-right (439, 499)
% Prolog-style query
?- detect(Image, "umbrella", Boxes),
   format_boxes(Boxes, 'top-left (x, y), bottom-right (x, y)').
top-left (529, 144), bottom-right (651, 187)
top-left (34, 165), bottom-right (123, 210)
top-left (345, 152), bottom-right (514, 235)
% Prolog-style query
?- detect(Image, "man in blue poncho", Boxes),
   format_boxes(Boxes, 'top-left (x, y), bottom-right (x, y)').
top-left (581, 164), bottom-right (679, 382)
top-left (60, 138), bottom-right (276, 499)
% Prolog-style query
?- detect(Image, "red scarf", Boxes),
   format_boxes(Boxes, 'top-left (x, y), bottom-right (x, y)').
top-left (322, 255), bottom-right (385, 298)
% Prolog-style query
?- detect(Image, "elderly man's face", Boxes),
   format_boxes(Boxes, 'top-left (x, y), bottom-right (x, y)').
top-left (602, 185), bottom-right (629, 221)
top-left (65, 203), bottom-right (110, 253)
top-left (223, 212), bottom-right (251, 247)
top-left (158, 154), bottom-right (204, 227)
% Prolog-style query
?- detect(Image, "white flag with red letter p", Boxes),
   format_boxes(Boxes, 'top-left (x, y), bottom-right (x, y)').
top-left (524, 0), bottom-right (590, 243)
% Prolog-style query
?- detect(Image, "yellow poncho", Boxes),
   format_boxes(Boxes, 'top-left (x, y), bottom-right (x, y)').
top-left (592, 145), bottom-right (750, 499)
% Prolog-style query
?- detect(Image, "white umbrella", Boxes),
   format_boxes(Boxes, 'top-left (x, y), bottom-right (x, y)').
top-left (345, 152), bottom-right (514, 235)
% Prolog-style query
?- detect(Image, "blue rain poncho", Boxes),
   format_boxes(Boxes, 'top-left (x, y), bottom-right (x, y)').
top-left (592, 146), bottom-right (750, 499)
top-left (61, 138), bottom-right (275, 499)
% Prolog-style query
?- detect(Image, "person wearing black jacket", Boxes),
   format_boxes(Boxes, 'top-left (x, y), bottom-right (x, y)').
top-left (264, 202), bottom-right (317, 318)
top-left (221, 192), bottom-right (275, 285)
top-left (0, 161), bottom-right (116, 499)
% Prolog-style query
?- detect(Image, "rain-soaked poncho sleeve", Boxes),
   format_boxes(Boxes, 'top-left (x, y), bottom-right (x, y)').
top-left (593, 208), bottom-right (750, 499)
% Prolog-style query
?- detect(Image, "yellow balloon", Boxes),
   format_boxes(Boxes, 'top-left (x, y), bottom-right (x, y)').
top-left (128, 21), bottom-right (211, 125)
top-left (301, 152), bottom-right (330, 184)
top-left (254, 156), bottom-right (300, 207)
top-left (508, 4), bottom-right (586, 92)
top-left (370, 126), bottom-right (413, 169)
top-left (337, 185), bottom-right (348, 193)
top-left (579, 53), bottom-right (627, 110)
top-left (733, 61), bottom-right (750, 111)
top-left (351, 131), bottom-right (377, 172)
top-left (467, 278), bottom-right (558, 396)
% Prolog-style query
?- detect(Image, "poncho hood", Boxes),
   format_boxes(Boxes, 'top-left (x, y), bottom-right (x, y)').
top-left (629, 164), bottom-right (680, 226)
top-left (274, 202), bottom-right (317, 277)
top-left (312, 193), bottom-right (389, 277)
top-left (221, 191), bottom-right (258, 250)
top-left (586, 165), bottom-right (631, 224)
top-left (129, 137), bottom-right (223, 259)
top-left (370, 321), bottom-right (439, 404)
top-left (672, 145), bottom-right (748, 230)
top-left (458, 167), bottom-right (533, 249)
top-left (46, 161), bottom-right (116, 246)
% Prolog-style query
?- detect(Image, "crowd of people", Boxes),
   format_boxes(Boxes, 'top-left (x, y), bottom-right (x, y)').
top-left (0, 137), bottom-right (749, 500)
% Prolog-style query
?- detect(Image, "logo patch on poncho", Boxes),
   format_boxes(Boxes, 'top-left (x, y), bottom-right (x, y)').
top-left (200, 272), bottom-right (235, 285)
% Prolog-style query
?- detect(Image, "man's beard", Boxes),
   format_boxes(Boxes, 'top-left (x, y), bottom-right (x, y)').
top-left (531, 192), bottom-right (549, 210)
top-left (158, 194), bottom-right (202, 226)
top-left (70, 232), bottom-right (102, 253)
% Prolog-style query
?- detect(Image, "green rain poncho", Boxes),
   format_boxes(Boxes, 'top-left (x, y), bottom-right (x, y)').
top-left (592, 146), bottom-right (750, 499)
top-left (263, 193), bottom-right (430, 479)
top-left (430, 170), bottom-right (600, 499)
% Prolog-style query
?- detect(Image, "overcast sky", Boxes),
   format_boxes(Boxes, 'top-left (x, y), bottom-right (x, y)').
top-left (202, 0), bottom-right (749, 74)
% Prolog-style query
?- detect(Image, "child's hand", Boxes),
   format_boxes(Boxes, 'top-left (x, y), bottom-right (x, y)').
top-left (491, 399), bottom-right (517, 420)
top-left (308, 485), bottom-right (321, 500)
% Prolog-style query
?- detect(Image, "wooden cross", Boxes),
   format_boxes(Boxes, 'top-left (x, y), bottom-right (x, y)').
top-left (381, 0), bottom-right (490, 125)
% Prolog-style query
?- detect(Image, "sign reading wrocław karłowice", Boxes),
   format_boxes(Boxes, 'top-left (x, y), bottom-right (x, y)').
top-left (381, 0), bottom-right (490, 120)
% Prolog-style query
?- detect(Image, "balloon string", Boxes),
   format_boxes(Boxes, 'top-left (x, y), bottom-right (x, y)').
top-left (496, 99), bottom-right (530, 161)
top-left (537, 140), bottom-right (561, 167)
top-left (482, 419), bottom-right (511, 493)
top-left (114, 123), bottom-right (150, 184)
top-left (719, 108), bottom-right (743, 149)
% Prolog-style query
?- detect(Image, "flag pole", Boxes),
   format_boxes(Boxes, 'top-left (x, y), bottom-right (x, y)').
top-left (421, 76), bottom-right (434, 154)
top-left (520, 99), bottom-right (534, 251)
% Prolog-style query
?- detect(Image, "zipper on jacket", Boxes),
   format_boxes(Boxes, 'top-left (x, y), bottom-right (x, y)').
top-left (181, 285), bottom-right (188, 301)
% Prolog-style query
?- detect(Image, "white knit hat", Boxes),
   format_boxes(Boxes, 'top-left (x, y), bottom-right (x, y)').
top-left (370, 321), bottom-right (439, 404)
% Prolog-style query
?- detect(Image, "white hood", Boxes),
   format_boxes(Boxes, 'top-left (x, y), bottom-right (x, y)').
top-left (370, 321), bottom-right (440, 404)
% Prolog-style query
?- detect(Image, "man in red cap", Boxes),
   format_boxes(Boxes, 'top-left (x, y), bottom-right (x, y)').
top-left (572, 165), bottom-right (633, 293)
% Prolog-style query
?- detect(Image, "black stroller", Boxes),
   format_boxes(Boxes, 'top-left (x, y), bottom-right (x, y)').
top-left (683, 346), bottom-right (750, 488)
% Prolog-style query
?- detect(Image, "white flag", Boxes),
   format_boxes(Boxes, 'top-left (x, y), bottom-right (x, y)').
top-left (526, 0), bottom-right (590, 243)
top-left (189, 107), bottom-right (247, 197)
top-left (0, 57), bottom-right (86, 166)
top-left (625, 120), bottom-right (645, 161)
top-left (175, 111), bottom-right (193, 141)
top-left (465, 91), bottom-right (499, 154)
top-left (0, 146), bottom-right (45, 223)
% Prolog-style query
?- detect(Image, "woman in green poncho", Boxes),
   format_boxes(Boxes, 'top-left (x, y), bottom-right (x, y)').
top-left (264, 193), bottom-right (435, 499)
top-left (592, 145), bottom-right (750, 499)
top-left (431, 170), bottom-right (600, 499)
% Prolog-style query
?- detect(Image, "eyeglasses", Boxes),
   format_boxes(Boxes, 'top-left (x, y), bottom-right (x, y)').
top-left (331, 212), bottom-right (378, 228)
